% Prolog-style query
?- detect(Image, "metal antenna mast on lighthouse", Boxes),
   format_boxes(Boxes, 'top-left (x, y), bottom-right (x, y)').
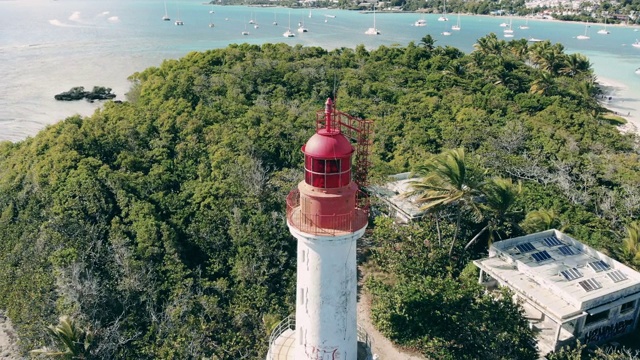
top-left (267, 98), bottom-right (374, 360)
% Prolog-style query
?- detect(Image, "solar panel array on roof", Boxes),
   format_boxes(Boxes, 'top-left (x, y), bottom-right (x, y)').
top-left (578, 278), bottom-right (602, 292)
top-left (532, 250), bottom-right (552, 262)
top-left (558, 245), bottom-right (575, 256)
top-left (560, 267), bottom-right (583, 281)
top-left (516, 242), bottom-right (536, 253)
top-left (589, 260), bottom-right (611, 272)
top-left (543, 236), bottom-right (563, 247)
top-left (607, 270), bottom-right (628, 283)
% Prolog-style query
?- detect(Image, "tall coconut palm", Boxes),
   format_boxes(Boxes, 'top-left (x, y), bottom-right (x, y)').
top-left (30, 316), bottom-right (93, 359)
top-left (465, 178), bottom-right (522, 250)
top-left (410, 148), bottom-right (484, 257)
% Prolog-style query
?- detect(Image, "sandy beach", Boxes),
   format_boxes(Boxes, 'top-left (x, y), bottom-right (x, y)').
top-left (597, 76), bottom-right (640, 134)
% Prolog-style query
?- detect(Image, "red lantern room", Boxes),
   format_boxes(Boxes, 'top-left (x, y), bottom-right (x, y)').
top-left (286, 98), bottom-right (372, 234)
top-left (302, 101), bottom-right (354, 189)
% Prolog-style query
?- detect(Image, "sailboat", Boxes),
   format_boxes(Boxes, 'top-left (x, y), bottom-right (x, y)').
top-left (414, 14), bottom-right (427, 27)
top-left (209, 3), bottom-right (214, 14)
top-left (519, 18), bottom-right (529, 30)
top-left (503, 16), bottom-right (514, 37)
top-left (297, 18), bottom-right (308, 32)
top-left (209, 11), bottom-right (214, 28)
top-left (162, 1), bottom-right (170, 21)
top-left (309, 10), bottom-right (312, 18)
top-left (249, 12), bottom-right (255, 24)
top-left (577, 23), bottom-right (590, 39)
top-left (242, 23), bottom-right (249, 35)
top-left (174, 4), bottom-right (183, 26)
top-left (451, 12), bottom-right (460, 30)
top-left (273, 9), bottom-right (278, 25)
top-left (597, 17), bottom-right (610, 34)
top-left (365, 4), bottom-right (380, 35)
top-left (438, 0), bottom-right (449, 21)
top-left (283, 11), bottom-right (295, 37)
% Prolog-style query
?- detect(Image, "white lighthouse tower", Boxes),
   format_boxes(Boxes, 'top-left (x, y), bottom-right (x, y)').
top-left (267, 99), bottom-right (373, 360)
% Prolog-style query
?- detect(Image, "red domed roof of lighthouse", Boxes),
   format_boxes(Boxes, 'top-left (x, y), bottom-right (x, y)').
top-left (302, 130), bottom-right (353, 159)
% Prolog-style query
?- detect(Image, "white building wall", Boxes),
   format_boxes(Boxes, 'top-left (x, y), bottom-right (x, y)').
top-left (289, 226), bottom-right (366, 360)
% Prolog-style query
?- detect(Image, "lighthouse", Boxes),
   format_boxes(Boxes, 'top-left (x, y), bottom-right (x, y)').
top-left (267, 99), bottom-right (373, 360)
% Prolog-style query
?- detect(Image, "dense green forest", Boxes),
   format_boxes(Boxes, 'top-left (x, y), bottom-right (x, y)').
top-left (0, 34), bottom-right (639, 359)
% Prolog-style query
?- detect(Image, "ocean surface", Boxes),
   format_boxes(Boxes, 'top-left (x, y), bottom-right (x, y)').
top-left (1, 0), bottom-right (640, 142)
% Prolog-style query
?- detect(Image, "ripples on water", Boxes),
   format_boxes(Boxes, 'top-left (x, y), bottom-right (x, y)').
top-left (1, 0), bottom-right (639, 142)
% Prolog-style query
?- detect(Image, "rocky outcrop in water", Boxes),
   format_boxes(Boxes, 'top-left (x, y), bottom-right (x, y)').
top-left (55, 86), bottom-right (116, 101)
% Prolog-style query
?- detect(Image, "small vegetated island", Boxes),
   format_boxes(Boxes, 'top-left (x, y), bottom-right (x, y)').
top-left (54, 86), bottom-right (116, 101)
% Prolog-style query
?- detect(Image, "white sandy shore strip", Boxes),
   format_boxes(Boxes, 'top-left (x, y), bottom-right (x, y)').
top-left (0, 311), bottom-right (20, 359)
top-left (597, 76), bottom-right (640, 134)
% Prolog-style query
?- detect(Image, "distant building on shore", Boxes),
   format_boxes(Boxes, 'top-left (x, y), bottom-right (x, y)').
top-left (474, 230), bottom-right (640, 355)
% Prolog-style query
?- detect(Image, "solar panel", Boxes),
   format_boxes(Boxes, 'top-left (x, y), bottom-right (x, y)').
top-left (607, 270), bottom-right (628, 283)
top-left (531, 250), bottom-right (552, 262)
top-left (589, 260), bottom-right (611, 272)
top-left (516, 242), bottom-right (536, 253)
top-left (560, 267), bottom-right (583, 281)
top-left (558, 245), bottom-right (575, 256)
top-left (543, 236), bottom-right (563, 247)
top-left (579, 278), bottom-right (602, 292)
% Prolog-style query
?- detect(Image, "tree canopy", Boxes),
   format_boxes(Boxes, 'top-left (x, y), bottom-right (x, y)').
top-left (0, 37), bottom-right (638, 358)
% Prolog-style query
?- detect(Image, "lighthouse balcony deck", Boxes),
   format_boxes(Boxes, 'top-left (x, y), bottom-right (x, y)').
top-left (286, 189), bottom-right (369, 236)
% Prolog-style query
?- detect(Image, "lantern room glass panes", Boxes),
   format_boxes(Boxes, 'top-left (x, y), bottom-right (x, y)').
top-left (304, 156), bottom-right (351, 189)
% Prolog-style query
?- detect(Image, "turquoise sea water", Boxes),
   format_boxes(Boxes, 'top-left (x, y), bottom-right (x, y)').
top-left (1, 0), bottom-right (639, 142)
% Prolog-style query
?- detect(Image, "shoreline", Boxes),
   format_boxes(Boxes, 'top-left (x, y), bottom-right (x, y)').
top-left (597, 77), bottom-right (640, 134)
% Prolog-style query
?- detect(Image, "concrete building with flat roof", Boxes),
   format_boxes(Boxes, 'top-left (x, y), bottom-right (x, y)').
top-left (367, 172), bottom-right (427, 223)
top-left (474, 230), bottom-right (640, 355)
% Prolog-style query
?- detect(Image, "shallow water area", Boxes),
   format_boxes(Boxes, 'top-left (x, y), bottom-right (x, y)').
top-left (2, 0), bottom-right (640, 141)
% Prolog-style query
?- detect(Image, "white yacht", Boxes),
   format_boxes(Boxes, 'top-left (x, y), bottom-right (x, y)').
top-left (577, 24), bottom-right (590, 40)
top-left (632, 40), bottom-right (640, 48)
top-left (162, 1), bottom-right (170, 21)
top-left (365, 4), bottom-right (380, 35)
top-left (414, 18), bottom-right (427, 27)
top-left (283, 29), bottom-right (295, 37)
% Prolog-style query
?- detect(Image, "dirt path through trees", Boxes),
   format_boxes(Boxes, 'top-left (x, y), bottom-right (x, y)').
top-left (357, 292), bottom-right (425, 360)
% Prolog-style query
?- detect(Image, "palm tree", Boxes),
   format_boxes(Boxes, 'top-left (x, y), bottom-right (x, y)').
top-left (419, 34), bottom-right (436, 52)
top-left (520, 208), bottom-right (568, 233)
top-left (559, 53), bottom-right (592, 78)
top-left (30, 316), bottom-right (93, 359)
top-left (622, 221), bottom-right (640, 266)
top-left (410, 148), bottom-right (484, 257)
top-left (529, 71), bottom-right (556, 95)
top-left (465, 178), bottom-right (522, 250)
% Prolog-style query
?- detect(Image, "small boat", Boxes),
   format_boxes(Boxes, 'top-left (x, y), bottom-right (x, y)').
top-left (162, 1), bottom-right (170, 21)
top-left (438, 0), bottom-right (448, 21)
top-left (503, 17), bottom-right (513, 34)
top-left (500, 22), bottom-right (508, 27)
top-left (325, 14), bottom-right (336, 18)
top-left (174, 4), bottom-right (183, 25)
top-left (504, 33), bottom-right (514, 38)
top-left (209, 3), bottom-right (214, 14)
top-left (309, 10), bottom-right (312, 18)
top-left (414, 17), bottom-right (427, 27)
top-left (597, 18), bottom-right (609, 34)
top-left (577, 23), bottom-right (590, 39)
top-left (635, 68), bottom-right (640, 74)
top-left (632, 40), bottom-right (640, 48)
top-left (365, 4), bottom-right (380, 35)
top-left (528, 37), bottom-right (543, 42)
top-left (273, 10), bottom-right (278, 25)
top-left (442, 31), bottom-right (451, 36)
top-left (284, 12), bottom-right (294, 37)
top-left (451, 12), bottom-right (460, 30)
top-left (519, 18), bottom-right (529, 29)
top-left (242, 23), bottom-right (249, 35)
top-left (297, 24), bottom-right (308, 32)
